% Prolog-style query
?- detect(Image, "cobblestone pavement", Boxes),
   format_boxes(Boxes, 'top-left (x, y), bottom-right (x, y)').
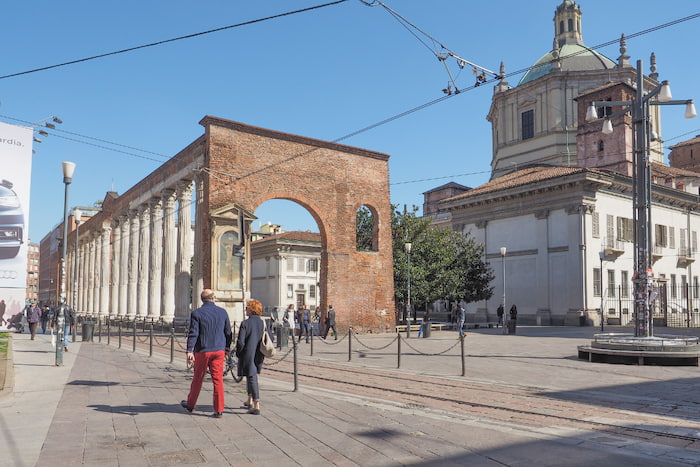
top-left (3, 325), bottom-right (700, 466)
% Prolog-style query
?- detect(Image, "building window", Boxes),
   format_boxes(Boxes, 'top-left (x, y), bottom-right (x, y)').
top-left (298, 283), bottom-right (305, 290)
top-left (682, 275), bottom-right (688, 298)
top-left (597, 140), bottom-right (604, 153)
top-left (616, 217), bottom-right (633, 242)
top-left (297, 258), bottom-right (305, 272)
top-left (606, 214), bottom-right (614, 244)
top-left (593, 268), bottom-right (601, 297)
top-left (621, 270), bottom-right (629, 298)
top-left (287, 258), bottom-right (294, 272)
top-left (521, 110), bottom-right (534, 140)
top-left (568, 18), bottom-right (573, 31)
top-left (592, 211), bottom-right (600, 238)
top-left (287, 284), bottom-right (293, 298)
top-left (655, 224), bottom-right (668, 247)
top-left (607, 270), bottom-right (616, 298)
top-left (669, 226), bottom-right (675, 249)
top-left (694, 276), bottom-right (699, 299)
top-left (693, 231), bottom-right (698, 254)
top-left (671, 274), bottom-right (677, 298)
top-left (310, 284), bottom-right (316, 298)
top-left (356, 205), bottom-right (377, 251)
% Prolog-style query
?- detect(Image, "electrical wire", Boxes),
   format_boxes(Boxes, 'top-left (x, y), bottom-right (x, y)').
top-left (0, 0), bottom-right (349, 80)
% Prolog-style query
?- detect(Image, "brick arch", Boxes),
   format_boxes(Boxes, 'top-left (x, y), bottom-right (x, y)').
top-left (200, 116), bottom-right (395, 332)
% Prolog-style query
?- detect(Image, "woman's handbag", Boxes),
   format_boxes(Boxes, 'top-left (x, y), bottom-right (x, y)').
top-left (259, 324), bottom-right (276, 357)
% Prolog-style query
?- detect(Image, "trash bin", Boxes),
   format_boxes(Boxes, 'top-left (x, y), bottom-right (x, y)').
top-left (277, 324), bottom-right (290, 349)
top-left (82, 320), bottom-right (95, 342)
top-left (422, 322), bottom-right (431, 338)
top-left (506, 320), bottom-right (516, 335)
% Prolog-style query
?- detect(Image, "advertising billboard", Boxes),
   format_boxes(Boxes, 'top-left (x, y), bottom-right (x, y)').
top-left (0, 121), bottom-right (33, 322)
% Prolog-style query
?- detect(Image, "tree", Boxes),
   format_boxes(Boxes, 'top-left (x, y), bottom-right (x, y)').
top-left (391, 205), bottom-right (493, 310)
top-left (356, 205), bottom-right (374, 251)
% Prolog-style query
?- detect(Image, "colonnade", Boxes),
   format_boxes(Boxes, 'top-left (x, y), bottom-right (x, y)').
top-left (66, 179), bottom-right (197, 322)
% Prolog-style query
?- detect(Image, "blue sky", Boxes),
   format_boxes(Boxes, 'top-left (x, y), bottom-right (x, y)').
top-left (2, 0), bottom-right (699, 242)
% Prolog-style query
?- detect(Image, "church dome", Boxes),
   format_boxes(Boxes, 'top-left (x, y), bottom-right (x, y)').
top-left (518, 43), bottom-right (615, 86)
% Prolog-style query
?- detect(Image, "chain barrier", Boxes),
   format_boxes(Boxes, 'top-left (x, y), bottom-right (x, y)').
top-left (314, 332), bottom-right (347, 346)
top-left (401, 336), bottom-right (462, 356)
top-left (152, 335), bottom-right (171, 347)
top-left (351, 331), bottom-right (399, 351)
top-left (259, 346), bottom-right (295, 367)
top-left (136, 334), bottom-right (149, 344)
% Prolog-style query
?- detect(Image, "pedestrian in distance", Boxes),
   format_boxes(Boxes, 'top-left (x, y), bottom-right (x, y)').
top-left (457, 304), bottom-right (466, 338)
top-left (40, 304), bottom-right (51, 334)
top-left (0, 299), bottom-right (6, 327)
top-left (60, 303), bottom-right (76, 351)
top-left (236, 299), bottom-right (269, 415)
top-left (496, 304), bottom-right (504, 328)
top-left (322, 304), bottom-right (337, 340)
top-left (298, 306), bottom-right (311, 343)
top-left (27, 302), bottom-right (42, 340)
top-left (509, 304), bottom-right (518, 321)
top-left (181, 289), bottom-right (232, 418)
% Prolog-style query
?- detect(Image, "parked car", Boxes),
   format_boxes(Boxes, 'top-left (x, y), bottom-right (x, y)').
top-left (0, 179), bottom-right (23, 259)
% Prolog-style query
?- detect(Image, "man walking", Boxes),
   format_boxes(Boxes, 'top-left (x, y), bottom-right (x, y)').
top-left (181, 289), bottom-right (232, 418)
top-left (323, 305), bottom-right (337, 340)
top-left (298, 306), bottom-right (311, 343)
top-left (27, 302), bottom-right (42, 340)
top-left (0, 299), bottom-right (6, 327)
top-left (457, 304), bottom-right (466, 338)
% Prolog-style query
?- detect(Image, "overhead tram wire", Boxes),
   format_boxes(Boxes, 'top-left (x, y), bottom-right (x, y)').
top-left (0, 0), bottom-right (349, 80)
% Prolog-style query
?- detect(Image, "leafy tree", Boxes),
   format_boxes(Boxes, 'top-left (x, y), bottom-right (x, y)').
top-left (392, 205), bottom-right (493, 310)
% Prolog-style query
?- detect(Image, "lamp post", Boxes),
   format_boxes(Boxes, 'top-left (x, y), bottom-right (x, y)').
top-left (56, 161), bottom-right (76, 366)
top-left (599, 251), bottom-right (605, 332)
top-left (500, 247), bottom-right (507, 335)
top-left (586, 60), bottom-right (696, 337)
top-left (405, 242), bottom-right (412, 338)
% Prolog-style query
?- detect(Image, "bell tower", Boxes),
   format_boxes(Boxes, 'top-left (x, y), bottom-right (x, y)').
top-left (554, 1), bottom-right (583, 47)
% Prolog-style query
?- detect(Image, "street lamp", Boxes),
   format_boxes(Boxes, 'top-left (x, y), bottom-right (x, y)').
top-left (586, 60), bottom-right (696, 337)
top-left (56, 161), bottom-right (75, 366)
top-left (599, 251), bottom-right (605, 332)
top-left (500, 247), bottom-right (507, 335)
top-left (405, 242), bottom-right (412, 338)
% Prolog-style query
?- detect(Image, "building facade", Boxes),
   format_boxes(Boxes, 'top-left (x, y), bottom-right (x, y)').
top-left (250, 231), bottom-right (322, 316)
top-left (50, 117), bottom-right (394, 331)
top-left (429, 1), bottom-right (700, 326)
top-left (26, 243), bottom-right (39, 302)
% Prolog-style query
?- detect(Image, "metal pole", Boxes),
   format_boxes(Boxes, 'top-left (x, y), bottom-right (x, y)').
top-left (56, 165), bottom-right (73, 366)
top-left (397, 334), bottom-right (401, 369)
top-left (502, 250), bottom-right (507, 335)
top-left (292, 334), bottom-right (298, 392)
top-left (600, 254), bottom-right (605, 332)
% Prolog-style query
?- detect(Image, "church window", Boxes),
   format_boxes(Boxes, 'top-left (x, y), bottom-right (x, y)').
top-left (521, 110), bottom-right (534, 140)
top-left (568, 19), bottom-right (573, 32)
top-left (559, 21), bottom-right (564, 34)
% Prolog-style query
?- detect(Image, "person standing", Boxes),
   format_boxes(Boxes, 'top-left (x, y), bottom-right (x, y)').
top-left (298, 306), bottom-right (311, 343)
top-left (322, 305), bottom-right (337, 340)
top-left (27, 303), bottom-right (42, 340)
top-left (457, 304), bottom-right (466, 337)
top-left (181, 289), bottom-right (232, 418)
top-left (40, 304), bottom-right (50, 334)
top-left (496, 304), bottom-right (504, 328)
top-left (236, 299), bottom-right (268, 415)
top-left (0, 299), bottom-right (6, 327)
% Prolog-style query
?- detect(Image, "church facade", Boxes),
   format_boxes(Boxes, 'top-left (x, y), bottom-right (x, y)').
top-left (431, 1), bottom-right (700, 326)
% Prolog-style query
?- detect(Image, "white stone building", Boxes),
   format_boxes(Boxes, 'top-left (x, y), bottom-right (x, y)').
top-left (249, 231), bottom-right (321, 317)
top-left (429, 1), bottom-right (700, 326)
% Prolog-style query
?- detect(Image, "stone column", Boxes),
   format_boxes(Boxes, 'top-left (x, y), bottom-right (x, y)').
top-left (192, 176), bottom-right (204, 311)
top-left (175, 180), bottom-right (194, 320)
top-left (161, 189), bottom-right (177, 323)
top-left (127, 209), bottom-right (139, 319)
top-left (94, 230), bottom-right (102, 316)
top-left (137, 204), bottom-right (151, 317)
top-left (118, 214), bottom-right (130, 318)
top-left (87, 234), bottom-right (95, 316)
top-left (100, 227), bottom-right (111, 319)
top-left (80, 239), bottom-right (88, 314)
top-left (148, 198), bottom-right (163, 319)
top-left (110, 219), bottom-right (121, 318)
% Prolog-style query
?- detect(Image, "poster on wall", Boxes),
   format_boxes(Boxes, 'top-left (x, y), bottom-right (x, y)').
top-left (0, 121), bottom-right (33, 292)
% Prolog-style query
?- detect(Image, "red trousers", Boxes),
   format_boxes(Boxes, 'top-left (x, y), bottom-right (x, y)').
top-left (187, 350), bottom-right (225, 413)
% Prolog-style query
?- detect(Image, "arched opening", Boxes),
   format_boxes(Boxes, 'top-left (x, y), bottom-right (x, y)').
top-left (250, 199), bottom-right (322, 319)
top-left (356, 204), bottom-right (378, 252)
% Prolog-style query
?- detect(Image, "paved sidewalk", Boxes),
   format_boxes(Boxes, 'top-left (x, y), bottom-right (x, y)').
top-left (2, 327), bottom-right (700, 466)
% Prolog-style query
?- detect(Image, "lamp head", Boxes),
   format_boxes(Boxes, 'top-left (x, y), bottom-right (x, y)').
top-left (500, 246), bottom-right (507, 256)
top-left (602, 119), bottom-right (614, 135)
top-left (74, 208), bottom-right (82, 223)
top-left (585, 103), bottom-right (598, 122)
top-left (404, 242), bottom-right (412, 253)
top-left (62, 161), bottom-right (76, 183)
top-left (657, 81), bottom-right (672, 103)
top-left (599, 251), bottom-right (605, 261)
top-left (685, 101), bottom-right (697, 119)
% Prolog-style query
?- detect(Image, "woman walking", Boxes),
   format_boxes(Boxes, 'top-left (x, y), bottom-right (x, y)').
top-left (236, 299), bottom-right (268, 415)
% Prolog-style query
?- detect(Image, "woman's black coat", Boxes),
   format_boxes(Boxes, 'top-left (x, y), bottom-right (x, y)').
top-left (236, 315), bottom-right (265, 377)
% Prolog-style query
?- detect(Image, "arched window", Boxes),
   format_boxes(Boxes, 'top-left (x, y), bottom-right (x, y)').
top-left (356, 205), bottom-right (378, 251)
top-left (559, 21), bottom-right (564, 34)
top-left (568, 18), bottom-right (573, 32)
top-left (598, 140), bottom-right (604, 153)
top-left (218, 230), bottom-right (242, 290)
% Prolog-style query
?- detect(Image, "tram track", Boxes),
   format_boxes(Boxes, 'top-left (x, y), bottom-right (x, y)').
top-left (265, 359), bottom-right (700, 447)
